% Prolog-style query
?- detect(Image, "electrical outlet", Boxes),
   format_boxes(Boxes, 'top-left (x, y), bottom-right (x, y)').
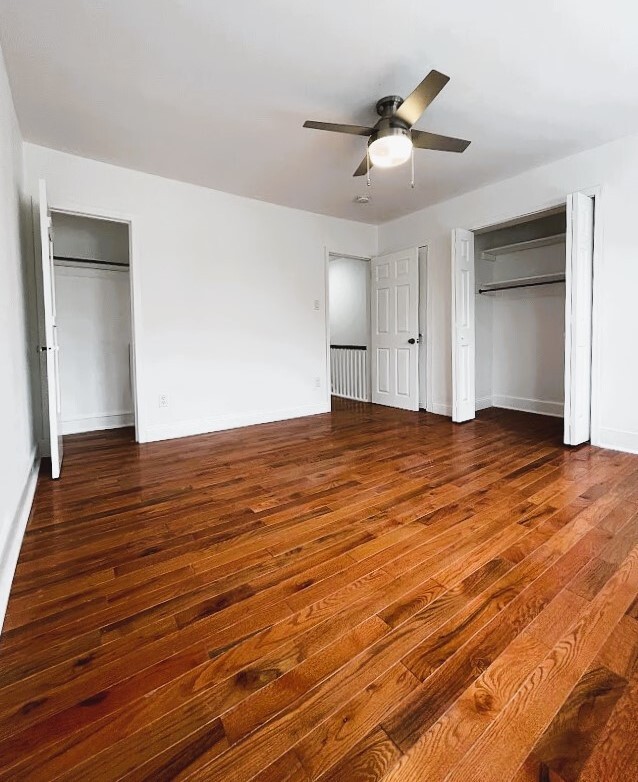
top-left (314, 376), bottom-right (321, 388)
top-left (313, 299), bottom-right (320, 311)
top-left (158, 394), bottom-right (169, 408)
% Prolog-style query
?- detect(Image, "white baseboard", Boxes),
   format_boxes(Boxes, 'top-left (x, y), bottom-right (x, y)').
top-left (475, 396), bottom-right (493, 411)
top-left (0, 448), bottom-right (39, 634)
top-left (492, 395), bottom-right (564, 418)
top-left (417, 396), bottom-right (562, 420)
top-left (140, 402), bottom-right (331, 443)
top-left (594, 426), bottom-right (638, 455)
top-left (61, 412), bottom-right (134, 435)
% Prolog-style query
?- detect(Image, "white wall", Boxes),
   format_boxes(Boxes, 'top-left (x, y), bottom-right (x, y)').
top-left (24, 144), bottom-right (377, 442)
top-left (52, 212), bottom-right (129, 265)
top-left (0, 47), bottom-right (36, 629)
top-left (491, 243), bottom-right (566, 416)
top-left (378, 132), bottom-right (638, 454)
top-left (329, 257), bottom-right (369, 346)
top-left (55, 265), bottom-right (133, 433)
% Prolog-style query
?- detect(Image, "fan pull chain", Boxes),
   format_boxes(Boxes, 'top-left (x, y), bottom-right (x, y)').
top-left (366, 148), bottom-right (371, 187)
top-left (410, 137), bottom-right (415, 189)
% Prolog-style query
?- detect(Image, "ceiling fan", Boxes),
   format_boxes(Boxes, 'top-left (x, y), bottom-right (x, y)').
top-left (303, 70), bottom-right (470, 176)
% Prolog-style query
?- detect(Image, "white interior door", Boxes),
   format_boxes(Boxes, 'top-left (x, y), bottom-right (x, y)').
top-left (451, 228), bottom-right (475, 422)
top-left (371, 248), bottom-right (419, 411)
top-left (564, 192), bottom-right (594, 445)
top-left (37, 179), bottom-right (63, 478)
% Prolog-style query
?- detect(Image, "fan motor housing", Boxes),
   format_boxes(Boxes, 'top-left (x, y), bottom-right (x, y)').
top-left (372, 95), bottom-right (411, 149)
top-left (375, 95), bottom-right (404, 118)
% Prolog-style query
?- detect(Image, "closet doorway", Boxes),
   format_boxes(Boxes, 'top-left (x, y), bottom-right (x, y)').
top-left (49, 211), bottom-right (134, 438)
top-left (451, 191), bottom-right (597, 446)
top-left (36, 185), bottom-right (140, 480)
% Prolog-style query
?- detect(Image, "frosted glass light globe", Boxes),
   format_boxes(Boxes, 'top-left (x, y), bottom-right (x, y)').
top-left (368, 133), bottom-right (412, 168)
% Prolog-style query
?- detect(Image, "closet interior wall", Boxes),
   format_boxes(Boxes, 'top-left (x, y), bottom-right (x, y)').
top-left (475, 210), bottom-right (567, 418)
top-left (51, 212), bottom-right (133, 434)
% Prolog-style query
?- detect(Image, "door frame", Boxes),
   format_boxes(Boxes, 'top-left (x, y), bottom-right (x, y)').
top-left (459, 186), bottom-right (602, 445)
top-left (43, 198), bottom-right (143, 443)
top-left (418, 245), bottom-right (432, 412)
top-left (325, 247), bottom-right (427, 411)
top-left (324, 250), bottom-right (372, 404)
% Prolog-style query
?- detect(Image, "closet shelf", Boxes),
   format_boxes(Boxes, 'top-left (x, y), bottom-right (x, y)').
top-left (480, 233), bottom-right (566, 261)
top-left (479, 272), bottom-right (566, 294)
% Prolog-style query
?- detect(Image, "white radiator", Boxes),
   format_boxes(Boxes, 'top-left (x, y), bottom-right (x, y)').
top-left (330, 346), bottom-right (369, 402)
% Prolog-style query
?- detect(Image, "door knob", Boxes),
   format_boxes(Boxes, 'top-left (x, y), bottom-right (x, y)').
top-left (408, 338), bottom-right (416, 344)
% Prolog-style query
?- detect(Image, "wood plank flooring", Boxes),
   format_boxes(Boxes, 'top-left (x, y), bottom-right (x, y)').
top-left (1, 399), bottom-right (638, 781)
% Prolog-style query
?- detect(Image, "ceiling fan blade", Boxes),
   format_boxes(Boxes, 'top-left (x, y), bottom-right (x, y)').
top-left (303, 120), bottom-right (375, 136)
top-left (411, 129), bottom-right (471, 153)
top-left (353, 154), bottom-right (372, 177)
top-left (393, 70), bottom-right (450, 127)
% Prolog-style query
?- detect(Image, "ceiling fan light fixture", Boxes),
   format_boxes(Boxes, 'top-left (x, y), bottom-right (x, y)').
top-left (368, 128), bottom-right (412, 168)
top-left (302, 70), bottom-right (470, 178)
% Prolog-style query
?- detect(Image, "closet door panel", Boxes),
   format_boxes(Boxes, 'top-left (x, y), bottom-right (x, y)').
top-left (564, 192), bottom-right (594, 446)
top-left (451, 228), bottom-right (475, 422)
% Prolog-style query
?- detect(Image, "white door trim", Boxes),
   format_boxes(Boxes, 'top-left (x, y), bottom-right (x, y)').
top-left (584, 186), bottom-right (603, 448)
top-left (470, 198), bottom-right (572, 234)
top-left (564, 192), bottom-right (594, 445)
top-left (418, 245), bottom-right (432, 412)
top-left (46, 198), bottom-right (143, 443)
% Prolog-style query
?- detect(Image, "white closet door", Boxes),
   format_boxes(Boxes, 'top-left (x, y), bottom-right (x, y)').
top-left (451, 228), bottom-right (475, 422)
top-left (564, 192), bottom-right (594, 445)
top-left (370, 248), bottom-right (419, 411)
top-left (37, 179), bottom-right (64, 478)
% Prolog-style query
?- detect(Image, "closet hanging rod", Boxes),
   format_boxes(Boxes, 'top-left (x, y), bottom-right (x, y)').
top-left (53, 255), bottom-right (129, 268)
top-left (479, 272), bottom-right (566, 294)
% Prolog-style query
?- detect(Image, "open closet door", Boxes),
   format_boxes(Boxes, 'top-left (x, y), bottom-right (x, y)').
top-left (451, 229), bottom-right (475, 422)
top-left (564, 192), bottom-right (594, 446)
top-left (37, 179), bottom-right (63, 478)
top-left (370, 248), bottom-right (419, 411)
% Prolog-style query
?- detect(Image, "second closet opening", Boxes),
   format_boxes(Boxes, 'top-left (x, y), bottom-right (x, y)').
top-left (474, 205), bottom-right (567, 420)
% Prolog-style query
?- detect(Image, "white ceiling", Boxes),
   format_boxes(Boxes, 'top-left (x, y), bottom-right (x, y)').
top-left (1, 0), bottom-right (637, 224)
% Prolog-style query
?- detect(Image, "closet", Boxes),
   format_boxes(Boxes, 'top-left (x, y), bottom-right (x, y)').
top-left (51, 212), bottom-right (133, 434)
top-left (474, 207), bottom-right (567, 419)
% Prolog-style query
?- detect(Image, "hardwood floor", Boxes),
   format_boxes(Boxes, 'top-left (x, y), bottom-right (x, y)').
top-left (1, 399), bottom-right (638, 781)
